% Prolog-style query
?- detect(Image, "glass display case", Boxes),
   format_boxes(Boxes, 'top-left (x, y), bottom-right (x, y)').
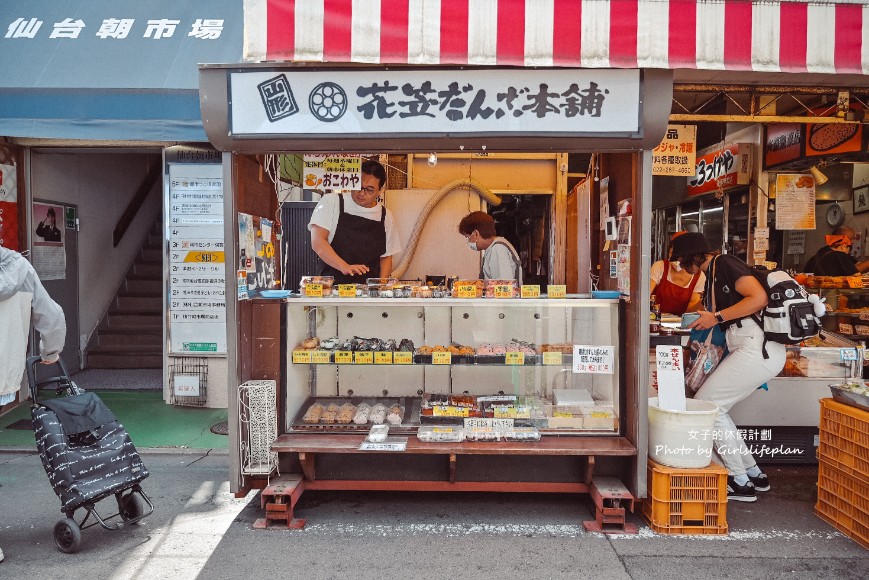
top-left (284, 297), bottom-right (622, 437)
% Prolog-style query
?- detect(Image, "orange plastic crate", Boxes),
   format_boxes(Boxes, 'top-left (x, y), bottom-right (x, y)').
top-left (642, 459), bottom-right (728, 535)
top-left (815, 458), bottom-right (869, 550)
top-left (819, 398), bottom-right (869, 484)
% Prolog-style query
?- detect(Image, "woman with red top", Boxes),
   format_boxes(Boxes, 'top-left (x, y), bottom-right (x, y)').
top-left (649, 231), bottom-right (706, 315)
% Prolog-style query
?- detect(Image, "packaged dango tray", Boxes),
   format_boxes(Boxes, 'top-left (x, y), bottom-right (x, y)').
top-left (291, 397), bottom-right (416, 431)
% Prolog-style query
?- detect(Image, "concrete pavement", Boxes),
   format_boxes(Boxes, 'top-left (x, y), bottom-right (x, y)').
top-left (0, 451), bottom-right (866, 580)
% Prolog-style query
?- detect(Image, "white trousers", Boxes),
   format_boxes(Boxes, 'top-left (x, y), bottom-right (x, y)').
top-left (693, 320), bottom-right (786, 476)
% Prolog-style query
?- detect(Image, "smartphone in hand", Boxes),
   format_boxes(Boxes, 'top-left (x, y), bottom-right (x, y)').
top-left (681, 312), bottom-right (701, 328)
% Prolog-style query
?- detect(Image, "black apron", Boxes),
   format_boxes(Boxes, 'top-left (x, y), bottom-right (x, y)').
top-left (320, 194), bottom-right (387, 284)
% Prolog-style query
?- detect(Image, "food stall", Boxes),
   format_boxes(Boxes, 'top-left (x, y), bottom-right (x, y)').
top-left (198, 63), bottom-right (673, 517)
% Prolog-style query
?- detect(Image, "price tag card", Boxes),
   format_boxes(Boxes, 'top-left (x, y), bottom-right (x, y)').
top-left (292, 350), bottom-right (312, 364)
top-left (355, 351), bottom-right (374, 364)
top-left (358, 438), bottom-right (408, 452)
top-left (434, 405), bottom-right (469, 417)
top-left (521, 285), bottom-right (541, 298)
top-left (493, 284), bottom-right (514, 298)
top-left (432, 351), bottom-right (452, 365)
top-left (553, 411), bottom-right (573, 418)
top-left (456, 284), bottom-right (477, 298)
top-left (393, 352), bottom-right (413, 365)
top-left (338, 284), bottom-right (357, 297)
top-left (547, 285), bottom-right (567, 298)
top-left (334, 351), bottom-right (353, 364)
top-left (311, 350), bottom-right (331, 364)
top-left (374, 351), bottom-right (393, 364)
top-left (304, 283), bottom-right (323, 297)
top-left (841, 348), bottom-right (858, 361)
top-left (505, 352), bottom-right (525, 365)
top-left (543, 352), bottom-right (563, 365)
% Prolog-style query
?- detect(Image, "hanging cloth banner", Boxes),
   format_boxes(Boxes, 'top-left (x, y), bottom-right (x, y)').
top-left (0, 164), bottom-right (18, 250)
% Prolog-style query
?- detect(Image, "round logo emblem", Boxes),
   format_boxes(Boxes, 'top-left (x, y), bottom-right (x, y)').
top-left (785, 289), bottom-right (795, 298)
top-left (309, 83), bottom-right (347, 122)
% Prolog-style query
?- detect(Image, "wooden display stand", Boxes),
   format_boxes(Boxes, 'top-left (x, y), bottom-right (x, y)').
top-left (249, 434), bottom-right (636, 528)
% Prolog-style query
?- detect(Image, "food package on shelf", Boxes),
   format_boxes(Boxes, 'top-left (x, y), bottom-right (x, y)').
top-left (420, 393), bottom-right (481, 422)
top-left (484, 279), bottom-right (519, 298)
top-left (451, 279), bottom-right (484, 298)
top-left (366, 277), bottom-right (398, 297)
top-left (417, 425), bottom-right (465, 443)
top-left (299, 275), bottom-right (334, 295)
top-left (367, 424), bottom-right (389, 443)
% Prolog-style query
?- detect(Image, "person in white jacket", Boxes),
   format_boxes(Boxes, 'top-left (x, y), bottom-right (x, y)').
top-left (0, 245), bottom-right (66, 563)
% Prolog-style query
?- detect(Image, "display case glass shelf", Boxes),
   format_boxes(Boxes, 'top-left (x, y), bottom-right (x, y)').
top-left (284, 297), bottom-right (622, 435)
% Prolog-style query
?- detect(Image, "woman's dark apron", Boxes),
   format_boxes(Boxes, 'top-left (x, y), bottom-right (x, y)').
top-left (320, 194), bottom-right (387, 284)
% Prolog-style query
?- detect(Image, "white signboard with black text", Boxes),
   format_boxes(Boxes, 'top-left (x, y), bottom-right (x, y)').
top-left (167, 164), bottom-right (227, 355)
top-left (229, 69), bottom-right (641, 137)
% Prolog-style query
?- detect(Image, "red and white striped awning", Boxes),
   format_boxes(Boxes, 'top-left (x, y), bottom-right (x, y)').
top-left (244, 0), bottom-right (868, 75)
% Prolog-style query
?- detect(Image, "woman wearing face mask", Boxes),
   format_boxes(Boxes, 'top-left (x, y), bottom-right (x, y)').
top-left (649, 230), bottom-right (705, 316)
top-left (458, 211), bottom-right (522, 284)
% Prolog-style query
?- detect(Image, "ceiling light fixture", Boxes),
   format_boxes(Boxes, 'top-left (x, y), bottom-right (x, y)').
top-left (427, 152), bottom-right (438, 167)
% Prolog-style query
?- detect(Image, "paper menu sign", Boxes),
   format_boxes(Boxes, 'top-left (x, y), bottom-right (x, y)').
top-left (655, 345), bottom-right (686, 412)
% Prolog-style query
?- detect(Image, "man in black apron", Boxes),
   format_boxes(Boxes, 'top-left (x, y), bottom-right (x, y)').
top-left (309, 160), bottom-right (400, 284)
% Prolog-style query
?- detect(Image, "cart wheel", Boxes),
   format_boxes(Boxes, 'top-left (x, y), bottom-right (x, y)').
top-left (54, 518), bottom-right (82, 554)
top-left (119, 493), bottom-right (144, 522)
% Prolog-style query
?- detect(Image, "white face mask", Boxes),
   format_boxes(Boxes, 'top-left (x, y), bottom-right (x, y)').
top-left (466, 241), bottom-right (478, 251)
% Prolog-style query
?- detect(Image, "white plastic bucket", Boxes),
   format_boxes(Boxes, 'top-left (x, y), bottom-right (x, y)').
top-left (648, 397), bottom-right (719, 468)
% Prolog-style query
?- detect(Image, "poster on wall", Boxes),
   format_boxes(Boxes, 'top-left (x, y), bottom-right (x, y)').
top-left (599, 177), bottom-right (610, 230)
top-left (31, 202), bottom-right (65, 280)
top-left (303, 154), bottom-right (362, 192)
top-left (617, 244), bottom-right (631, 296)
top-left (168, 164), bottom-right (226, 355)
top-left (0, 163), bottom-right (18, 250)
top-left (239, 215), bottom-right (277, 297)
top-left (774, 174), bottom-right (816, 230)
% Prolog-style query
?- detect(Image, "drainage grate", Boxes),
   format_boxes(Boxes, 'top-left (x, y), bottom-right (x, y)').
top-left (210, 421), bottom-right (229, 435)
top-left (5, 419), bottom-right (32, 430)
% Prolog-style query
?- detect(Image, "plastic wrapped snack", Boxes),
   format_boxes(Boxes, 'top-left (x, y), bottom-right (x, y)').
top-left (299, 275), bottom-right (334, 295)
top-left (417, 426), bottom-right (465, 443)
top-left (484, 279), bottom-right (519, 298)
top-left (337, 403), bottom-right (357, 424)
top-left (353, 403), bottom-right (372, 424)
top-left (451, 279), bottom-right (484, 298)
top-left (320, 408), bottom-right (338, 424)
top-left (302, 403), bottom-right (325, 423)
top-left (367, 424), bottom-right (389, 443)
top-left (369, 403), bottom-right (388, 424)
top-left (386, 404), bottom-right (404, 425)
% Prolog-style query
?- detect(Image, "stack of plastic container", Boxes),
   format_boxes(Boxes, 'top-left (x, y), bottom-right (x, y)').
top-left (815, 398), bottom-right (869, 549)
top-left (642, 459), bottom-right (729, 535)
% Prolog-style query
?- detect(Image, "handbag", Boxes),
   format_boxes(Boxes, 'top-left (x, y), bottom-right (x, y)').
top-left (684, 257), bottom-right (725, 393)
top-left (684, 328), bottom-right (725, 393)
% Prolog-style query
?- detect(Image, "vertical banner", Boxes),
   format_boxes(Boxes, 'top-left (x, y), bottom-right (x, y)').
top-left (168, 164), bottom-right (227, 354)
top-left (0, 163), bottom-right (18, 250)
top-left (31, 202), bottom-right (65, 280)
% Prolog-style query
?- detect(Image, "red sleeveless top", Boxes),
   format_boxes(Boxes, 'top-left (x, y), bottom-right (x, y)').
top-left (655, 260), bottom-right (701, 316)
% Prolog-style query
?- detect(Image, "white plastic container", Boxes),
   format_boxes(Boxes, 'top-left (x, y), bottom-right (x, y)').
top-left (648, 397), bottom-right (719, 468)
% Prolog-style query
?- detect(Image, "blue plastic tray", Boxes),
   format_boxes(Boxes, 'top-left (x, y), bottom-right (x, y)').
top-left (259, 289), bottom-right (291, 299)
top-left (591, 290), bottom-right (622, 299)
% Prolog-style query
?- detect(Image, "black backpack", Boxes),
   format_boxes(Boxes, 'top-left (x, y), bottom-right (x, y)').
top-left (749, 265), bottom-right (823, 355)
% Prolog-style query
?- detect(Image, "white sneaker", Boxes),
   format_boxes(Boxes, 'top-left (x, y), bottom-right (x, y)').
top-left (0, 547), bottom-right (5, 562)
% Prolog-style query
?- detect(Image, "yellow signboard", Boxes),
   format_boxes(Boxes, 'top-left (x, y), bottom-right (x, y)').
top-left (520, 285), bottom-right (541, 298)
top-left (292, 350), bottom-right (312, 364)
top-left (547, 285), bottom-right (567, 298)
top-left (183, 251), bottom-right (225, 263)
